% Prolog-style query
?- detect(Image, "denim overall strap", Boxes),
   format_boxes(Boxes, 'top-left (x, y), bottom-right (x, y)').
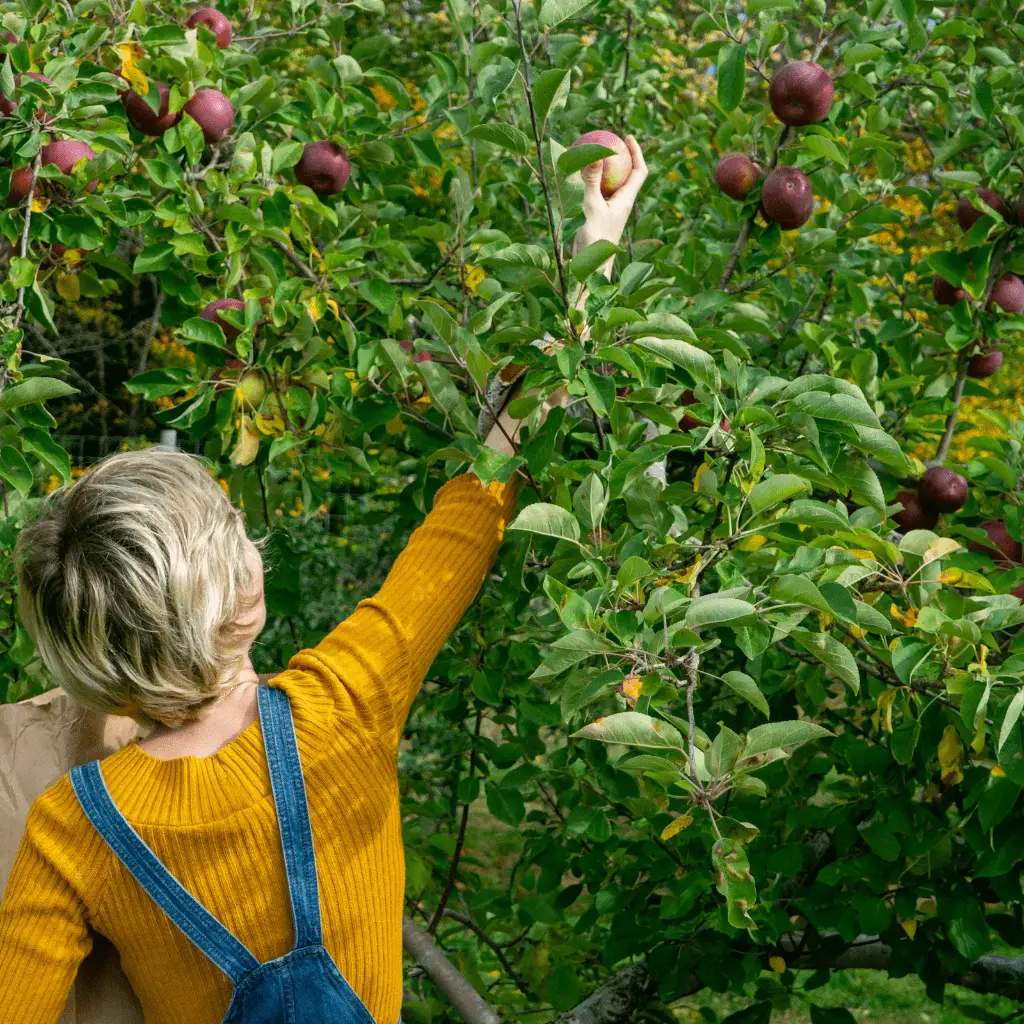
top-left (69, 760), bottom-right (261, 985)
top-left (257, 684), bottom-right (323, 950)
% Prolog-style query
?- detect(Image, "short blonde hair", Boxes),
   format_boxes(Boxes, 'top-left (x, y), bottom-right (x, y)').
top-left (15, 448), bottom-right (262, 728)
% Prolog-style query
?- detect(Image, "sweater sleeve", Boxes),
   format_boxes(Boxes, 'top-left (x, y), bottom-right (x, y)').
top-left (0, 787), bottom-right (95, 1024)
top-left (287, 471), bottom-right (522, 749)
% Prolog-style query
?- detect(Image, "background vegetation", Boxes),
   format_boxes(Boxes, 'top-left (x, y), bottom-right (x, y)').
top-left (3, 0), bottom-right (1024, 1021)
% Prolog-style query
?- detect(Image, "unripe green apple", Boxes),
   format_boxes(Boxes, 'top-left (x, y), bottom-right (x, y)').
top-left (237, 370), bottom-right (266, 408)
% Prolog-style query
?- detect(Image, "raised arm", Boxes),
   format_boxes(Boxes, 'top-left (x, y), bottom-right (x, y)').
top-left (287, 139), bottom-right (648, 749)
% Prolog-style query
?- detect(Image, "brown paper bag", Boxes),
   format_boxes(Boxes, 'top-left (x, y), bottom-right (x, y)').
top-left (1, 676), bottom-right (275, 1023)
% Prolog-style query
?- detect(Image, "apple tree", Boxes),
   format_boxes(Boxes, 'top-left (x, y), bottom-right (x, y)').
top-left (3, 0), bottom-right (1024, 1022)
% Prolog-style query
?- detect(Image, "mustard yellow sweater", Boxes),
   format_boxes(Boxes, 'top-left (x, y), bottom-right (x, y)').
top-left (0, 472), bottom-right (521, 1024)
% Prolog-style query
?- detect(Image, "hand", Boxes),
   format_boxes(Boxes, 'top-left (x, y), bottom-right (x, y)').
top-left (573, 135), bottom-right (649, 255)
top-left (539, 385), bottom-right (571, 423)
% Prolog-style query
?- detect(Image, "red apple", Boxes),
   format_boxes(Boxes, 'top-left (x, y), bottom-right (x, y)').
top-left (956, 187), bottom-right (1009, 232)
top-left (571, 130), bottom-right (633, 198)
top-left (122, 82), bottom-right (181, 137)
top-left (967, 350), bottom-right (1003, 378)
top-left (932, 275), bottom-right (965, 306)
top-left (892, 489), bottom-right (939, 531)
top-left (760, 166), bottom-right (813, 230)
top-left (715, 152), bottom-right (761, 201)
top-left (41, 140), bottom-right (97, 193)
top-left (768, 62), bottom-right (834, 126)
top-left (917, 466), bottom-right (968, 514)
top-left (186, 8), bottom-right (233, 49)
top-left (412, 350), bottom-right (433, 363)
top-left (294, 141), bottom-right (351, 196)
top-left (968, 521), bottom-right (1022, 564)
top-left (988, 274), bottom-right (1024, 314)
top-left (199, 297), bottom-right (246, 341)
top-left (184, 88), bottom-right (234, 145)
top-left (6, 166), bottom-right (32, 204)
top-left (0, 72), bottom-right (50, 120)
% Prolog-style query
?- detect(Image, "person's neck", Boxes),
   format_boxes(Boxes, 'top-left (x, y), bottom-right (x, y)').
top-left (138, 666), bottom-right (262, 761)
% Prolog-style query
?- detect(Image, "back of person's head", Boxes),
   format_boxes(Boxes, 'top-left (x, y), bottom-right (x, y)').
top-left (15, 447), bottom-right (263, 729)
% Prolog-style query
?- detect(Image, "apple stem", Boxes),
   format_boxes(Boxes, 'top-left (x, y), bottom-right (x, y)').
top-left (932, 236), bottom-right (1012, 465)
top-left (510, 0), bottom-right (578, 344)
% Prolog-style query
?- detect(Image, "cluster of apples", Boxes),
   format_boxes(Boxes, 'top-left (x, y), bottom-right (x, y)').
top-left (714, 61), bottom-right (833, 230)
top-left (931, 184), bottom-right (1024, 379)
top-left (2, 6), bottom-right (354, 319)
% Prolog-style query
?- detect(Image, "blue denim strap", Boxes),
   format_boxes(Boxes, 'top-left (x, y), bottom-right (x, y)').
top-left (69, 760), bottom-right (260, 984)
top-left (258, 684), bottom-right (323, 949)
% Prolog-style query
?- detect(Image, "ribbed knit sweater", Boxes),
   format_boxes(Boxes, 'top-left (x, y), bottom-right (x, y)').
top-left (0, 472), bottom-right (521, 1024)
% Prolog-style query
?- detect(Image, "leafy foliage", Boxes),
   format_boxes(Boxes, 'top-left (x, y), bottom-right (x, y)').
top-left (3, 0), bottom-right (1024, 1020)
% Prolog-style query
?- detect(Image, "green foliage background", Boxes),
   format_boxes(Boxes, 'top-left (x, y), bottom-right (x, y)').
top-left (3, 0), bottom-right (1024, 1020)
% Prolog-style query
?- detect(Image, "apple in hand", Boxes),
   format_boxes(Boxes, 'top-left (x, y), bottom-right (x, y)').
top-left (571, 130), bottom-right (633, 198)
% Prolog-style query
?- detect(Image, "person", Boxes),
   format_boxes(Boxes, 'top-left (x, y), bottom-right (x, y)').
top-left (0, 135), bottom-right (648, 1024)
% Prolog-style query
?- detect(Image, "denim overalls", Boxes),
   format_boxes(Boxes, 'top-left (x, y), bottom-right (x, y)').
top-left (70, 684), bottom-right (394, 1024)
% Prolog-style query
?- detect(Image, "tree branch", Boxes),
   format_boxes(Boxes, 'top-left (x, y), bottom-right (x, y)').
top-left (402, 916), bottom-right (504, 1024)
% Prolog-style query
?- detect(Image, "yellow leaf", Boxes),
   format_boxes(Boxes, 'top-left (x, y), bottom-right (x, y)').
top-left (254, 412), bottom-right (285, 437)
top-left (117, 44), bottom-right (148, 97)
top-left (326, 298), bottom-right (339, 317)
top-left (876, 688), bottom-right (899, 734)
top-left (384, 413), bottom-right (406, 435)
top-left (230, 415), bottom-right (260, 466)
top-left (693, 463), bottom-right (710, 493)
top-left (620, 674), bottom-right (643, 708)
top-left (971, 729), bottom-right (986, 754)
top-left (676, 555), bottom-right (703, 587)
top-left (306, 296), bottom-right (322, 322)
top-left (465, 264), bottom-right (485, 294)
top-left (30, 197), bottom-right (47, 213)
top-left (890, 603), bottom-right (918, 627)
top-left (818, 612), bottom-right (834, 630)
top-left (660, 814), bottom-right (694, 841)
top-left (850, 548), bottom-right (878, 561)
top-left (850, 625), bottom-right (867, 639)
top-left (991, 764), bottom-right (1006, 777)
top-left (938, 724), bottom-right (964, 786)
top-left (768, 956), bottom-right (786, 974)
top-left (979, 644), bottom-right (988, 672)
top-left (55, 273), bottom-right (80, 302)
top-left (736, 534), bottom-right (767, 552)
top-left (899, 917), bottom-right (918, 939)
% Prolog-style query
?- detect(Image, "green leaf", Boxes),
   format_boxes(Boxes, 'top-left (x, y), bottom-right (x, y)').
top-left (478, 56), bottom-right (518, 105)
top-left (998, 688), bottom-right (1024, 756)
top-left (124, 368), bottom-right (194, 399)
top-left (842, 42), bottom-right (885, 64)
top-left (485, 243), bottom-right (551, 270)
top-left (771, 575), bottom-right (831, 613)
top-left (0, 377), bottom-right (78, 410)
top-left (790, 630), bottom-right (861, 693)
top-left (133, 243), bottom-right (175, 274)
top-left (747, 473), bottom-right (812, 514)
top-left (179, 113), bottom-right (205, 166)
top-left (572, 473), bottom-right (607, 534)
top-left (537, 0), bottom-right (597, 28)
top-left (685, 596), bottom-right (757, 630)
top-left (891, 636), bottom-right (933, 686)
top-left (722, 671), bottom-right (769, 717)
top-left (569, 240), bottom-right (622, 281)
top-left (8, 257), bottom-right (35, 289)
top-left (778, 499), bottom-right (849, 530)
top-left (486, 783), bottom-right (525, 827)
top-left (790, 391), bottom-right (879, 427)
top-left (466, 122), bottom-right (531, 156)
top-left (272, 140), bottom-right (305, 173)
top-left (21, 427), bottom-right (70, 486)
top-left (717, 43), bottom-right (746, 112)
top-left (0, 445), bottom-right (32, 495)
top-left (533, 67), bottom-right (569, 126)
top-left (358, 278), bottom-right (397, 316)
top-left (571, 711), bottom-right (686, 752)
top-left (810, 1009), bottom-right (856, 1024)
top-left (942, 896), bottom-right (992, 961)
top-left (557, 143), bottom-right (616, 179)
top-left (508, 503), bottom-right (581, 544)
top-left (631, 336), bottom-right (715, 388)
top-left (802, 134), bottom-right (848, 168)
top-left (534, 629), bottom-right (619, 677)
top-left (743, 720), bottom-right (832, 759)
top-left (892, 0), bottom-right (915, 24)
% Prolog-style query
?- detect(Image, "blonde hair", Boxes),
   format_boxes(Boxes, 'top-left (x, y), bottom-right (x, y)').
top-left (15, 448), bottom-right (263, 729)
